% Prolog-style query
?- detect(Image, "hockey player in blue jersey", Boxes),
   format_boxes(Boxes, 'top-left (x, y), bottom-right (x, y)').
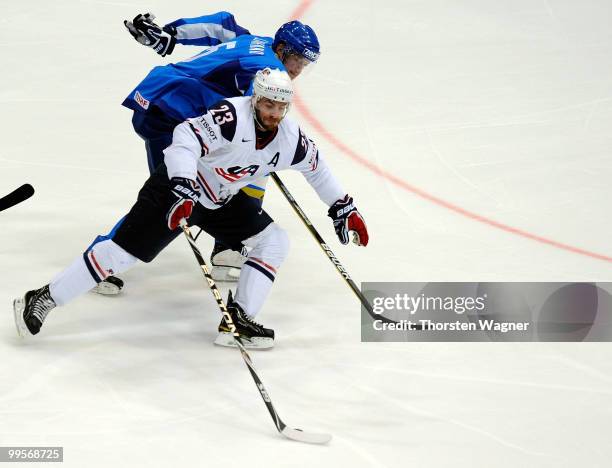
top-left (93, 11), bottom-right (321, 295)
top-left (122, 12), bottom-right (317, 129)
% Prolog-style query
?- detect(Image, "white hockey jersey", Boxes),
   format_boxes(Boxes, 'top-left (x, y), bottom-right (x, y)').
top-left (163, 96), bottom-right (345, 210)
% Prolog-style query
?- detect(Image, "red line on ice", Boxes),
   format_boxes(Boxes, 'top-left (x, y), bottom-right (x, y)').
top-left (288, 0), bottom-right (612, 263)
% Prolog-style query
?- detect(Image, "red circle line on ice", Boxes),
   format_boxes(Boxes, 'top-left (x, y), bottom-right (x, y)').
top-left (287, 0), bottom-right (612, 264)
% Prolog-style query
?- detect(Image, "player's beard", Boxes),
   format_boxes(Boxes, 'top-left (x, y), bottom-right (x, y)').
top-left (255, 108), bottom-right (281, 131)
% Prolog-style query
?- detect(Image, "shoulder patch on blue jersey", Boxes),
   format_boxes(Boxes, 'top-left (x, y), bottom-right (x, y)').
top-left (208, 100), bottom-right (238, 141)
top-left (291, 129), bottom-right (310, 166)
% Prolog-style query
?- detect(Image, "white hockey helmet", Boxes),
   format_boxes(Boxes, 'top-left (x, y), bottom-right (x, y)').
top-left (252, 68), bottom-right (294, 104)
top-left (251, 68), bottom-right (293, 129)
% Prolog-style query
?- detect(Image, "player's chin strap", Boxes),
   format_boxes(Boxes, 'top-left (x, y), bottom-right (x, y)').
top-left (251, 99), bottom-right (266, 130)
top-left (178, 218), bottom-right (331, 445)
top-left (269, 173), bottom-right (422, 330)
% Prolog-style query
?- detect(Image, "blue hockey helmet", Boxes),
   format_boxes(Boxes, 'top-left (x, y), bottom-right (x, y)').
top-left (273, 21), bottom-right (320, 63)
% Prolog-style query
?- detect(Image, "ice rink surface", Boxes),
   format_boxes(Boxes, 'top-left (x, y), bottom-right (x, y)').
top-left (1, 0), bottom-right (612, 466)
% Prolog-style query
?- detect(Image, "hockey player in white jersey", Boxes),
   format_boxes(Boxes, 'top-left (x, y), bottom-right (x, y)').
top-left (12, 69), bottom-right (369, 349)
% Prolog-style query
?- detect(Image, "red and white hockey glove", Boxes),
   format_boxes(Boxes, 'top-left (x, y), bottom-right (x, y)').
top-left (167, 177), bottom-right (200, 230)
top-left (328, 195), bottom-right (369, 246)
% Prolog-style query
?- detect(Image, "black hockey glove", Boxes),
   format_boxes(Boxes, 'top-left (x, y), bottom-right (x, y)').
top-left (167, 177), bottom-right (200, 230)
top-left (328, 195), bottom-right (369, 246)
top-left (124, 13), bottom-right (176, 57)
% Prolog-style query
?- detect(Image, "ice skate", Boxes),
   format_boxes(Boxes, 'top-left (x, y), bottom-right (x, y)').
top-left (91, 275), bottom-right (124, 296)
top-left (214, 292), bottom-right (274, 349)
top-left (210, 241), bottom-right (247, 282)
top-left (13, 285), bottom-right (56, 337)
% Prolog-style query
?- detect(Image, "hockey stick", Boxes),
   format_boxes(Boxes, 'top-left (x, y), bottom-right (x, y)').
top-left (0, 184), bottom-right (34, 213)
top-left (270, 173), bottom-right (419, 328)
top-left (178, 218), bottom-right (331, 445)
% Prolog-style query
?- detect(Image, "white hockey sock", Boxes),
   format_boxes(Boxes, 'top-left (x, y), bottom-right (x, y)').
top-left (235, 260), bottom-right (275, 318)
top-left (49, 239), bottom-right (138, 306)
top-left (49, 256), bottom-right (97, 306)
top-left (235, 223), bottom-right (289, 317)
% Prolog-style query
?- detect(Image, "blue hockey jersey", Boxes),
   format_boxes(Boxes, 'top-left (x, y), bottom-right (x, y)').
top-left (122, 12), bottom-right (286, 122)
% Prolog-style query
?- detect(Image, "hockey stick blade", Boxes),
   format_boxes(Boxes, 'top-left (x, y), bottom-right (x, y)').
top-left (239, 345), bottom-right (332, 444)
top-left (0, 184), bottom-right (34, 213)
top-left (281, 426), bottom-right (332, 445)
